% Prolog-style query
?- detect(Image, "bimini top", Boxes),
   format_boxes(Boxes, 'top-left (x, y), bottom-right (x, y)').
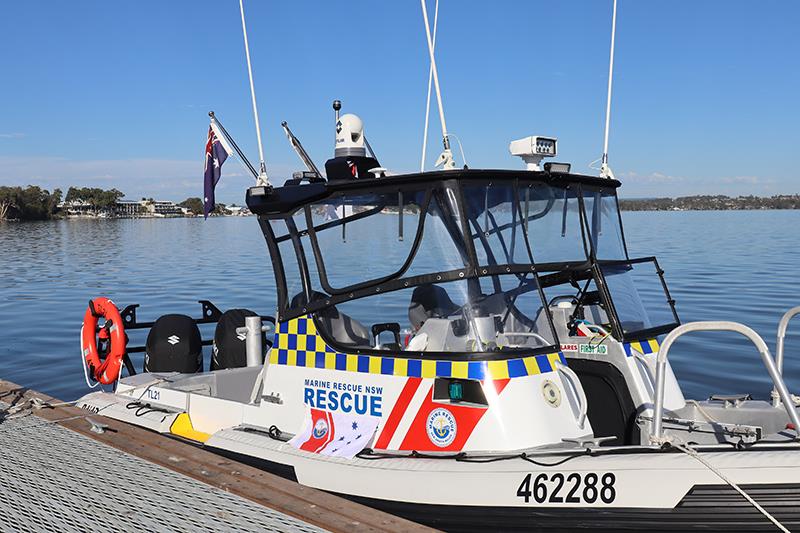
top-left (246, 168), bottom-right (679, 362)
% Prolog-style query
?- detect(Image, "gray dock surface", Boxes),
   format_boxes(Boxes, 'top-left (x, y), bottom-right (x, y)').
top-left (0, 380), bottom-right (435, 533)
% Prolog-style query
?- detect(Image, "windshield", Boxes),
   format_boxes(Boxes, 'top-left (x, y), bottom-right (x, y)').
top-left (598, 258), bottom-right (679, 339)
top-left (312, 275), bottom-right (557, 354)
top-left (463, 182), bottom-right (588, 265)
top-left (258, 172), bottom-right (667, 354)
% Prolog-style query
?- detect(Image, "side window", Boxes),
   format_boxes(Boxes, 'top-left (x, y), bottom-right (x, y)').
top-left (521, 183), bottom-right (587, 264)
top-left (582, 189), bottom-right (627, 260)
top-left (307, 190), bottom-right (425, 292)
top-left (463, 184), bottom-right (532, 266)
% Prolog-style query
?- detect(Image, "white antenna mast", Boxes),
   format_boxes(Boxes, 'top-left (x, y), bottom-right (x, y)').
top-left (420, 0), bottom-right (439, 172)
top-left (239, 0), bottom-right (270, 186)
top-left (420, 0), bottom-right (455, 170)
top-left (600, 0), bottom-right (618, 180)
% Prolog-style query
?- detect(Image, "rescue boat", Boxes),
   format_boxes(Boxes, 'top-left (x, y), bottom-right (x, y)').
top-left (77, 110), bottom-right (800, 530)
top-left (76, 1), bottom-right (800, 527)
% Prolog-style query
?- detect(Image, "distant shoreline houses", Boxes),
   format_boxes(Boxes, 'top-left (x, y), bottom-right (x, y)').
top-left (58, 199), bottom-right (251, 218)
top-left (618, 194), bottom-right (800, 212)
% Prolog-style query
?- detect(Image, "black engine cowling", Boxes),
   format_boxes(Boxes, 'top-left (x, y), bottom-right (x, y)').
top-left (144, 314), bottom-right (203, 373)
top-left (210, 308), bottom-right (266, 371)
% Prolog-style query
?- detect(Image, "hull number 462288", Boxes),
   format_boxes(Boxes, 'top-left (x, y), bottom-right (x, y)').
top-left (516, 473), bottom-right (616, 504)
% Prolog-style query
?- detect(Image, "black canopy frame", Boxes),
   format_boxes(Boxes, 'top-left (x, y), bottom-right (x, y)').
top-left (248, 169), bottom-right (679, 357)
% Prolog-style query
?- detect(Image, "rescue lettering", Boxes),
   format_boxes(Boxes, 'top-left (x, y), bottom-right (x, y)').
top-left (303, 380), bottom-right (383, 417)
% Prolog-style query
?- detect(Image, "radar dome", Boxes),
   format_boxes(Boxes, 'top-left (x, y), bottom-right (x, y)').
top-left (335, 113), bottom-right (367, 157)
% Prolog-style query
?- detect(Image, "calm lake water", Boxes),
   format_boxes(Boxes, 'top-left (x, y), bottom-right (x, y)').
top-left (1, 211), bottom-right (799, 401)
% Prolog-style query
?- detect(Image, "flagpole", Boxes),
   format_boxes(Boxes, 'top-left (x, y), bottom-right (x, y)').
top-left (210, 111), bottom-right (259, 179)
top-left (239, 0), bottom-right (270, 186)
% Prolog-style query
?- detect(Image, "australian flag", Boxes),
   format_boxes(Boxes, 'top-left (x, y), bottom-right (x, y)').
top-left (203, 125), bottom-right (231, 219)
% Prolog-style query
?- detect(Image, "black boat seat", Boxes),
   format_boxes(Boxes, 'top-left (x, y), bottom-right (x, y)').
top-left (408, 284), bottom-right (460, 330)
top-left (290, 291), bottom-right (371, 348)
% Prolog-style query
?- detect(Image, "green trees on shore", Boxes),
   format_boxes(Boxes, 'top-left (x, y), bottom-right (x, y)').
top-left (0, 186), bottom-right (62, 220)
top-left (65, 187), bottom-right (125, 212)
top-left (179, 197), bottom-right (203, 215)
top-left (0, 185), bottom-right (127, 221)
top-left (179, 197), bottom-right (229, 216)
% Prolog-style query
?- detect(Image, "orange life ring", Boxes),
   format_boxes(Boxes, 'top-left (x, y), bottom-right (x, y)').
top-left (81, 297), bottom-right (127, 384)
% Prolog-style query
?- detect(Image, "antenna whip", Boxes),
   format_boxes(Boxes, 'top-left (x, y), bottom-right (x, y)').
top-left (420, 0), bottom-right (439, 172)
top-left (600, 0), bottom-right (618, 180)
top-left (420, 0), bottom-right (455, 170)
top-left (239, 0), bottom-right (270, 186)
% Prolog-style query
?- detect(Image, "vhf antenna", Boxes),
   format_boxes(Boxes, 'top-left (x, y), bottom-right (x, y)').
top-left (420, 0), bottom-right (439, 172)
top-left (420, 0), bottom-right (455, 170)
top-left (600, 0), bottom-right (618, 180)
top-left (239, 0), bottom-right (270, 187)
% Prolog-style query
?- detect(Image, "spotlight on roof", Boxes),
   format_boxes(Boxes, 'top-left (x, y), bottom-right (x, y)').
top-left (509, 135), bottom-right (557, 171)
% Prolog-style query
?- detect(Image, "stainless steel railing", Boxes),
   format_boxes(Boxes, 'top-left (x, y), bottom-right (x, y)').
top-left (772, 306), bottom-right (800, 407)
top-left (651, 321), bottom-right (800, 442)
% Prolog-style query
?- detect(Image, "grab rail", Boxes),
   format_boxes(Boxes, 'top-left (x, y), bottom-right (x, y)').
top-left (651, 321), bottom-right (800, 442)
top-left (556, 361), bottom-right (588, 429)
top-left (772, 306), bottom-right (800, 407)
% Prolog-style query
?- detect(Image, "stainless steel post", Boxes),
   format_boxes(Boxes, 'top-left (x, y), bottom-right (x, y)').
top-left (244, 316), bottom-right (263, 367)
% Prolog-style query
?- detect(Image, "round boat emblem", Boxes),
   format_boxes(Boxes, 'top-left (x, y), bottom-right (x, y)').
top-left (312, 417), bottom-right (329, 439)
top-left (426, 408), bottom-right (457, 447)
top-left (542, 380), bottom-right (562, 407)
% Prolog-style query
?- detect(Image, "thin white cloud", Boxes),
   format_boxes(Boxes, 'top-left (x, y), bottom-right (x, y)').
top-left (621, 171), bottom-right (685, 183)
top-left (719, 175), bottom-right (775, 185)
top-left (618, 168), bottom-right (787, 198)
top-left (0, 133), bottom-right (26, 139)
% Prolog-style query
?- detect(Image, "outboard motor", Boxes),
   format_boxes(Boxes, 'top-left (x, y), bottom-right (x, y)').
top-left (143, 314), bottom-right (202, 373)
top-left (210, 308), bottom-right (266, 371)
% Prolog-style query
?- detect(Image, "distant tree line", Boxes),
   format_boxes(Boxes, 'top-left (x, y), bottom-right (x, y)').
top-left (619, 194), bottom-right (800, 211)
top-left (65, 187), bottom-right (125, 212)
top-left (0, 185), bottom-right (129, 221)
top-left (0, 186), bottom-right (62, 220)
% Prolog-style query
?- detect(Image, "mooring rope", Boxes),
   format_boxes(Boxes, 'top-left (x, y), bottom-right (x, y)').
top-left (666, 440), bottom-right (789, 532)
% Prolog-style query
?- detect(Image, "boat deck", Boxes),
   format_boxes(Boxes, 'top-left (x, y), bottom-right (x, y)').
top-left (0, 379), bottom-right (434, 533)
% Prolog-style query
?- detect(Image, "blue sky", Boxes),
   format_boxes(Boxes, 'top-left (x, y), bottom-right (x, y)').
top-left (1, 1), bottom-right (798, 201)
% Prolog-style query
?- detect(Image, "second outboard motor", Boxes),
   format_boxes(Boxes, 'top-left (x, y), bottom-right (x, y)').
top-left (143, 314), bottom-right (202, 373)
top-left (211, 308), bottom-right (266, 371)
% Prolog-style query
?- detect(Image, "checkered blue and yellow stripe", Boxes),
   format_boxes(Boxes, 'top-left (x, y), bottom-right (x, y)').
top-left (271, 315), bottom-right (565, 379)
top-left (623, 339), bottom-right (660, 357)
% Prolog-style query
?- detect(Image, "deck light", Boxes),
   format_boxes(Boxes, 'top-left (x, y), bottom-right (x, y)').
top-left (544, 162), bottom-right (571, 174)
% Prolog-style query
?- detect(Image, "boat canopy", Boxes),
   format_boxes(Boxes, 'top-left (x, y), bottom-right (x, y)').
top-left (247, 169), bottom-right (679, 358)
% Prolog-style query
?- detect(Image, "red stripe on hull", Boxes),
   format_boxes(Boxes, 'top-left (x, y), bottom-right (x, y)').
top-left (398, 379), bottom-right (510, 452)
top-left (374, 377), bottom-right (422, 449)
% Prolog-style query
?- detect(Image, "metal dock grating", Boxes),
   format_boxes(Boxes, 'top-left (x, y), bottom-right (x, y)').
top-left (0, 403), bottom-right (326, 533)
